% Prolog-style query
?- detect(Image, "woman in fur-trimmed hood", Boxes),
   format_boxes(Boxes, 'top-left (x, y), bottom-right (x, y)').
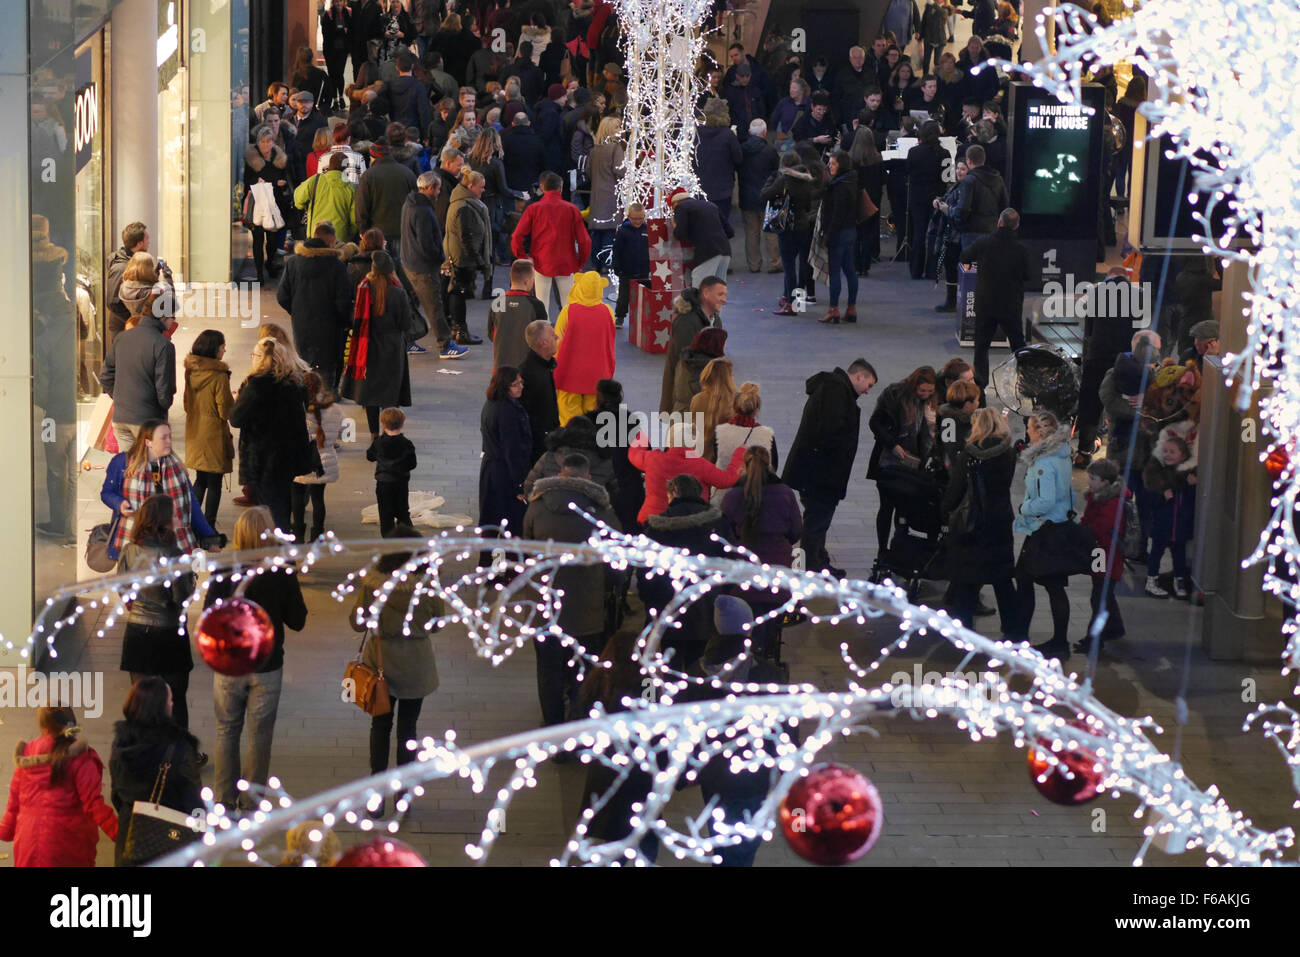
top-left (0, 707), bottom-right (117, 867)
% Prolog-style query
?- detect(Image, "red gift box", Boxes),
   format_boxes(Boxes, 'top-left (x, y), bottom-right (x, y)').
top-left (629, 282), bottom-right (678, 354)
top-left (647, 216), bottom-right (689, 292)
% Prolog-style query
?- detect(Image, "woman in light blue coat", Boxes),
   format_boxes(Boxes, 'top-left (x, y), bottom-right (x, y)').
top-left (1012, 411), bottom-right (1075, 659)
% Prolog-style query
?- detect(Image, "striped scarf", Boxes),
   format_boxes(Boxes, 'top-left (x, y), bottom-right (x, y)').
top-left (111, 454), bottom-right (196, 554)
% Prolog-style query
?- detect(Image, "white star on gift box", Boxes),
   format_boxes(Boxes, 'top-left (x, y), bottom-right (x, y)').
top-left (657, 305), bottom-right (675, 326)
top-left (652, 238), bottom-right (672, 259)
top-left (653, 326), bottom-right (671, 348)
top-left (653, 260), bottom-right (674, 284)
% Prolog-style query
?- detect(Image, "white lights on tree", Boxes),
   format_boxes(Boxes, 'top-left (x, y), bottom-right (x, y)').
top-left (612, 0), bottom-right (712, 215)
top-left (996, 1), bottom-right (1300, 680)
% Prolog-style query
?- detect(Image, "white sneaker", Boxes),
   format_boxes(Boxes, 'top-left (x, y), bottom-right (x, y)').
top-left (1172, 577), bottom-right (1190, 599)
top-left (1145, 576), bottom-right (1170, 598)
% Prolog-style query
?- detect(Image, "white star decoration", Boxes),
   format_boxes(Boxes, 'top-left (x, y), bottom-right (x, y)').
top-left (653, 260), bottom-right (674, 285)
top-left (653, 325), bottom-right (671, 348)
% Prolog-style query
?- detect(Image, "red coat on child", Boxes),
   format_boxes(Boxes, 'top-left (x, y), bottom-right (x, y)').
top-left (629, 433), bottom-right (745, 525)
top-left (0, 734), bottom-right (118, 866)
top-left (1081, 485), bottom-right (1127, 583)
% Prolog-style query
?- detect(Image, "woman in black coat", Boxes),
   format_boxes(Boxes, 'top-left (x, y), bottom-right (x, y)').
top-left (850, 123), bottom-right (885, 275)
top-left (867, 366), bottom-right (938, 550)
top-left (940, 408), bottom-right (1020, 635)
top-left (479, 365), bottom-right (533, 544)
top-left (583, 379), bottom-right (645, 533)
top-left (793, 144), bottom-right (828, 302)
top-left (905, 121), bottom-right (946, 280)
top-left (761, 152), bottom-right (820, 315)
top-left (338, 250), bottom-right (413, 440)
top-left (110, 677), bottom-right (204, 866)
top-left (230, 338), bottom-right (316, 532)
top-left (817, 150), bottom-right (860, 325)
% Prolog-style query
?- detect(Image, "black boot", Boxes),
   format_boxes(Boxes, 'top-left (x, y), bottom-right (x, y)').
top-left (291, 523), bottom-right (306, 543)
top-left (935, 284), bottom-right (957, 313)
top-left (454, 326), bottom-right (484, 346)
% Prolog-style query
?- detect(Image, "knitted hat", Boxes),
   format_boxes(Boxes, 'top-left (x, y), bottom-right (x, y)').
top-left (713, 595), bottom-right (754, 637)
top-left (1114, 352), bottom-right (1145, 396)
top-left (369, 138), bottom-right (389, 157)
top-left (667, 186), bottom-right (689, 205)
top-left (1189, 319), bottom-right (1219, 340)
top-left (1154, 359), bottom-right (1189, 389)
top-left (548, 83), bottom-right (566, 101)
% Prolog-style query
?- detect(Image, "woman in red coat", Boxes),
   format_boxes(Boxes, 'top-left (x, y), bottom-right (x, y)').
top-left (629, 421), bottom-right (745, 526)
top-left (0, 707), bottom-right (117, 866)
top-left (1077, 458), bottom-right (1127, 651)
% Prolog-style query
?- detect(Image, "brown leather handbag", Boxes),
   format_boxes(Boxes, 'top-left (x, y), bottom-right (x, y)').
top-left (344, 631), bottom-right (391, 716)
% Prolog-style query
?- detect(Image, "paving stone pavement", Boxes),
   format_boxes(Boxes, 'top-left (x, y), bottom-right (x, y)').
top-left (4, 226), bottom-right (1295, 869)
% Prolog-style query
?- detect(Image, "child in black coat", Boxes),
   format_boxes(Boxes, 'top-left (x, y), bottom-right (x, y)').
top-left (610, 203), bottom-right (649, 329)
top-left (366, 407), bottom-right (418, 535)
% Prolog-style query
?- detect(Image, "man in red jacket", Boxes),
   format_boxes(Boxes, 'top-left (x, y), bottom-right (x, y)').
top-left (511, 171), bottom-right (592, 319)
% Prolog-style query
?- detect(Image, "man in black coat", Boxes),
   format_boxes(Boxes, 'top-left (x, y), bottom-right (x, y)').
top-left (906, 122), bottom-right (947, 280)
top-left (275, 224), bottom-right (355, 389)
top-left (356, 139), bottom-right (419, 301)
top-left (522, 453), bottom-right (622, 725)
top-left (502, 112), bottom-right (547, 192)
top-left (670, 191), bottom-right (735, 287)
top-left (722, 43), bottom-right (777, 112)
top-left (738, 120), bottom-right (780, 273)
top-left (387, 51), bottom-right (434, 133)
top-left (519, 319), bottom-right (560, 463)
top-left (832, 46), bottom-right (875, 130)
top-left (500, 41), bottom-right (545, 106)
top-left (534, 84), bottom-right (568, 175)
top-left (639, 473), bottom-right (733, 671)
top-left (1074, 266), bottom-right (1139, 466)
top-left (290, 92), bottom-right (329, 184)
top-left (401, 172), bottom-right (463, 357)
top-left (781, 358), bottom-right (878, 576)
top-left (959, 209), bottom-right (1032, 386)
top-left (99, 312), bottom-right (176, 452)
top-left (944, 143), bottom-right (1007, 251)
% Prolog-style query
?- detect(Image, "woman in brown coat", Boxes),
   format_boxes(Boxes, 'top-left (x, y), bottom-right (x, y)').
top-left (183, 330), bottom-right (235, 527)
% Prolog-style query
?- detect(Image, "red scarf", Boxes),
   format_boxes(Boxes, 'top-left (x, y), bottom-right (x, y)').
top-left (346, 279), bottom-right (374, 381)
top-left (730, 414), bottom-right (758, 427)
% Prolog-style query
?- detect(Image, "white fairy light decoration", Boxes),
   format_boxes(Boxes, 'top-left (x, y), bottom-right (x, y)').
top-left (26, 514), bottom-right (1296, 866)
top-left (988, 1), bottom-right (1300, 681)
top-left (612, 0), bottom-right (712, 214)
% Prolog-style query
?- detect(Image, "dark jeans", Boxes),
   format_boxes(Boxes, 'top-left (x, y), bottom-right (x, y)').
top-left (1075, 357), bottom-right (1112, 454)
top-left (948, 579), bottom-right (1019, 636)
top-left (855, 215), bottom-right (879, 273)
top-left (827, 227), bottom-right (858, 307)
top-left (290, 482), bottom-right (326, 536)
top-left (369, 697), bottom-right (425, 773)
top-left (192, 470), bottom-right (223, 527)
top-left (779, 229), bottom-right (808, 301)
top-left (409, 269), bottom-right (452, 348)
top-left (255, 475), bottom-right (292, 533)
top-left (251, 225), bottom-right (286, 280)
top-left (1014, 560), bottom-right (1070, 644)
top-left (713, 197), bottom-right (733, 224)
top-left (922, 41), bottom-right (943, 73)
top-left (1088, 575), bottom-right (1125, 639)
top-left (876, 493), bottom-right (896, 552)
top-left (130, 669), bottom-right (190, 729)
top-left (614, 276), bottom-right (644, 320)
top-left (534, 633), bottom-right (596, 726)
top-left (973, 312), bottom-right (1028, 387)
top-left (799, 492), bottom-right (839, 571)
top-left (365, 405), bottom-right (381, 440)
top-left (376, 480), bottom-right (411, 535)
top-left (1148, 537), bottom-right (1189, 578)
top-left (323, 51), bottom-right (348, 110)
top-left (797, 230), bottom-right (816, 298)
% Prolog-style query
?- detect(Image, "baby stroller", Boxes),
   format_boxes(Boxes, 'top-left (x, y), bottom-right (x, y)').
top-left (868, 461), bottom-right (947, 600)
top-left (987, 344), bottom-right (1080, 421)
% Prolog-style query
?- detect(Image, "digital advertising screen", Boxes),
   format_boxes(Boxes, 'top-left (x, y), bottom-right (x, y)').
top-left (1007, 83), bottom-right (1106, 240)
top-left (1141, 131), bottom-right (1235, 250)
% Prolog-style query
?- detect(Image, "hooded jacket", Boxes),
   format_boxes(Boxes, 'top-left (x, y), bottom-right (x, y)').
top-left (387, 73), bottom-right (434, 131)
top-left (1081, 479), bottom-right (1127, 582)
top-left (821, 167), bottom-right (860, 237)
top-left (293, 168), bottom-right (357, 241)
top-left (445, 183), bottom-right (493, 270)
top-left (940, 435), bottom-right (1017, 583)
top-left (502, 123), bottom-right (548, 192)
top-left (611, 218), bottom-right (649, 279)
top-left (1014, 429), bottom-right (1075, 534)
top-left (638, 496), bottom-right (734, 656)
top-left (296, 401), bottom-right (345, 485)
top-left (275, 240), bottom-right (355, 379)
top-left (673, 346), bottom-right (718, 414)
top-left (350, 568), bottom-right (442, 699)
top-left (951, 164), bottom-right (1008, 243)
top-left (554, 272), bottom-right (616, 396)
top-left (738, 135), bottom-right (779, 212)
top-left (522, 418), bottom-right (617, 497)
top-left (400, 189), bottom-right (444, 276)
top-left (959, 225), bottom-right (1033, 320)
top-left (782, 368), bottom-right (864, 500)
top-left (1141, 426), bottom-right (1197, 543)
top-left (183, 354), bottom-right (235, 474)
top-left (760, 164), bottom-right (820, 233)
top-left (99, 315), bottom-right (176, 425)
top-left (109, 720), bottom-right (202, 866)
top-left (511, 190), bottom-right (592, 277)
top-left (522, 474), bottom-right (622, 637)
top-left (0, 735), bottom-right (118, 867)
top-left (659, 287), bottom-right (722, 415)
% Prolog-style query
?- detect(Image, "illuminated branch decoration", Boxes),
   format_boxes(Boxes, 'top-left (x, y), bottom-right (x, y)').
top-left (986, 0), bottom-right (1300, 681)
top-left (613, 0), bottom-right (712, 214)
top-left (23, 518), bottom-right (1296, 867)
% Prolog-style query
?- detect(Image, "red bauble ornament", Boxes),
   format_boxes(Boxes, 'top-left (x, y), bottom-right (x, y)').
top-left (1027, 726), bottom-right (1105, 805)
top-left (779, 764), bottom-right (883, 865)
top-left (336, 837), bottom-right (427, 867)
top-left (196, 598), bottom-right (275, 676)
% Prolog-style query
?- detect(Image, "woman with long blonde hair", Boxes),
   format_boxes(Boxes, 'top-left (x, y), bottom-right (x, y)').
top-left (230, 338), bottom-right (317, 530)
top-left (712, 382), bottom-right (778, 501)
top-left (689, 357), bottom-right (737, 463)
top-left (587, 116), bottom-right (626, 270)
